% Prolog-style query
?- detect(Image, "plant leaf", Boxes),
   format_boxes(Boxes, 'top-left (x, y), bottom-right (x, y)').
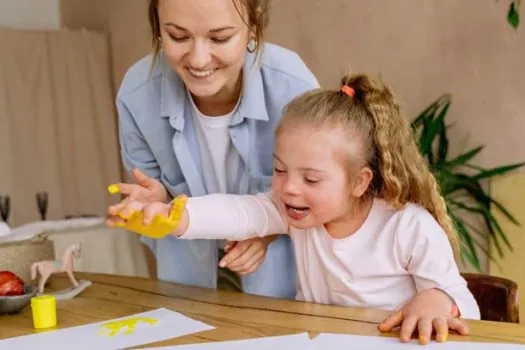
top-left (485, 208), bottom-right (513, 251)
top-left (419, 118), bottom-right (434, 162)
top-left (450, 211), bottom-right (481, 271)
top-left (446, 198), bottom-right (509, 255)
top-left (437, 108), bottom-right (450, 167)
top-left (410, 94), bottom-right (451, 130)
top-left (489, 197), bottom-right (520, 226)
top-left (448, 199), bottom-right (485, 215)
top-left (464, 191), bottom-right (509, 256)
top-left (485, 209), bottom-right (513, 250)
top-left (444, 146), bottom-right (484, 169)
top-left (411, 104), bottom-right (436, 132)
top-left (411, 94), bottom-right (452, 164)
top-left (508, 1), bottom-right (520, 29)
top-left (461, 219), bottom-right (504, 271)
top-left (420, 100), bottom-right (449, 162)
top-left (450, 196), bottom-right (520, 229)
top-left (445, 173), bottom-right (511, 256)
top-left (463, 163), bottom-right (487, 172)
top-left (471, 163), bottom-right (525, 181)
top-left (437, 170), bottom-right (474, 195)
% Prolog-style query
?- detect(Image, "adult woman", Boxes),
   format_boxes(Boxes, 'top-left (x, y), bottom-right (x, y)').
top-left (110, 0), bottom-right (319, 299)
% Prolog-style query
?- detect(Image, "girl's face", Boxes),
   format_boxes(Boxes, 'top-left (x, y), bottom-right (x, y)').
top-left (158, 0), bottom-right (250, 102)
top-left (272, 125), bottom-right (368, 232)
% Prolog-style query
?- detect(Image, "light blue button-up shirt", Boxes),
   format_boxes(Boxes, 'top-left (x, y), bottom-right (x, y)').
top-left (115, 43), bottom-right (319, 299)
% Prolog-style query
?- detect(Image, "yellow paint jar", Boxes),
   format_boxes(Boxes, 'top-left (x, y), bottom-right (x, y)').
top-left (31, 295), bottom-right (57, 329)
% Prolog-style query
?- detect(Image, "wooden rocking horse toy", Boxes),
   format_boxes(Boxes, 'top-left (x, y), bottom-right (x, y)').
top-left (30, 243), bottom-right (91, 300)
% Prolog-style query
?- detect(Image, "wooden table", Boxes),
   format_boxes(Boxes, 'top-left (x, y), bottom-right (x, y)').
top-left (1, 273), bottom-right (524, 347)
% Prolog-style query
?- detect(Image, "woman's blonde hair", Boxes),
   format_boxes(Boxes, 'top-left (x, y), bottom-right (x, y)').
top-left (277, 73), bottom-right (459, 258)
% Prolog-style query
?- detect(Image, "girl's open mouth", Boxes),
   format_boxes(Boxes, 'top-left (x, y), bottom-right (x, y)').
top-left (285, 204), bottom-right (310, 220)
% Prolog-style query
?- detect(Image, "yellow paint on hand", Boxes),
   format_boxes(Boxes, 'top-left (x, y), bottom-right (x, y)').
top-left (112, 195), bottom-right (188, 239)
top-left (98, 317), bottom-right (158, 337)
top-left (107, 184), bottom-right (120, 194)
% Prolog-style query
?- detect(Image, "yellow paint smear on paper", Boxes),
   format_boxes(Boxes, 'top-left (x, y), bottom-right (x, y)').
top-left (98, 317), bottom-right (158, 337)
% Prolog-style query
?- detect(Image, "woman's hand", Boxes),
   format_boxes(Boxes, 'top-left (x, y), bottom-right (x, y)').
top-left (108, 168), bottom-right (170, 206)
top-left (378, 288), bottom-right (468, 345)
top-left (219, 236), bottom-right (278, 276)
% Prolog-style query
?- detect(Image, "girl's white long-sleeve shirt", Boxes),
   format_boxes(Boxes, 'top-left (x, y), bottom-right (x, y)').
top-left (180, 193), bottom-right (481, 319)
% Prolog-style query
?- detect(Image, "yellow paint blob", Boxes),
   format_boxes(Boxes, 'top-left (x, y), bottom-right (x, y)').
top-left (107, 184), bottom-right (120, 194)
top-left (98, 317), bottom-right (158, 337)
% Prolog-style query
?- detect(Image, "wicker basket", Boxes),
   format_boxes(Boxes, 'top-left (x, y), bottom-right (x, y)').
top-left (0, 233), bottom-right (55, 284)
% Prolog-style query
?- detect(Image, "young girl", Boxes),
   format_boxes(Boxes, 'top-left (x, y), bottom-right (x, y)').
top-left (107, 73), bottom-right (480, 345)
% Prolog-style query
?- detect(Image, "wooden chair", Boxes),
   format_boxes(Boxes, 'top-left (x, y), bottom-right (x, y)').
top-left (461, 273), bottom-right (519, 323)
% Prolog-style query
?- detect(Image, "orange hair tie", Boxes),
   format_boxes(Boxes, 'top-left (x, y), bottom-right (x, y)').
top-left (341, 85), bottom-right (355, 97)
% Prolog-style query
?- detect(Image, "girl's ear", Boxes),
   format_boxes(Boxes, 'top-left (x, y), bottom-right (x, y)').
top-left (351, 167), bottom-right (373, 198)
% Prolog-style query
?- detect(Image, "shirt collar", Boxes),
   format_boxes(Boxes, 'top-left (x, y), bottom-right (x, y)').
top-left (159, 53), bottom-right (185, 130)
top-left (233, 50), bottom-right (269, 125)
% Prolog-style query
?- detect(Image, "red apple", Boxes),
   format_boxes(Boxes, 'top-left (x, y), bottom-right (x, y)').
top-left (0, 271), bottom-right (24, 296)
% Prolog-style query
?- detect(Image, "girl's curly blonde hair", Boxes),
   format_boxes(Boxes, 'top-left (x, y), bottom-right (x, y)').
top-left (277, 73), bottom-right (459, 258)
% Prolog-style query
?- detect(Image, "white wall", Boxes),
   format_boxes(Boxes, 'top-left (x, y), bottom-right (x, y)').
top-left (0, 0), bottom-right (60, 30)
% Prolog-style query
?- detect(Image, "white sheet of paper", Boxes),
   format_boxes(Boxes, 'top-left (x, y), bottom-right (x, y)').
top-left (0, 308), bottom-right (214, 350)
top-left (310, 333), bottom-right (525, 349)
top-left (141, 333), bottom-right (314, 350)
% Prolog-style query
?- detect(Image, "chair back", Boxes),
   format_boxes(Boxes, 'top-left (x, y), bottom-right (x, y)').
top-left (462, 273), bottom-right (519, 323)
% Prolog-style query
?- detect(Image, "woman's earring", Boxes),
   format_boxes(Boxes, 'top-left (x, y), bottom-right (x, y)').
top-left (247, 38), bottom-right (257, 53)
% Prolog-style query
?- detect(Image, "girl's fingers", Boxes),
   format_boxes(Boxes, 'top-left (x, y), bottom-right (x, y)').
top-left (416, 317), bottom-right (432, 345)
top-left (399, 316), bottom-right (417, 343)
top-left (433, 317), bottom-right (449, 342)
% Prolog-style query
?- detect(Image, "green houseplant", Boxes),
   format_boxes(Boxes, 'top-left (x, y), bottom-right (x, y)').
top-left (411, 94), bottom-right (525, 271)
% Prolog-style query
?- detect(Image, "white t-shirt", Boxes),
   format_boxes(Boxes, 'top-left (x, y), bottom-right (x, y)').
top-left (182, 193), bottom-right (481, 320)
top-left (188, 92), bottom-right (241, 194)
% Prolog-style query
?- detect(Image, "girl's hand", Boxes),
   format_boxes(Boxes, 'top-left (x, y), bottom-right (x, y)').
top-left (219, 236), bottom-right (278, 276)
top-left (378, 288), bottom-right (468, 345)
top-left (105, 196), bottom-right (188, 238)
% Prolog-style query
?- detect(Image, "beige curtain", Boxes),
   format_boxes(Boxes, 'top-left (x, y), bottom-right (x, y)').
top-left (0, 28), bottom-right (121, 226)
